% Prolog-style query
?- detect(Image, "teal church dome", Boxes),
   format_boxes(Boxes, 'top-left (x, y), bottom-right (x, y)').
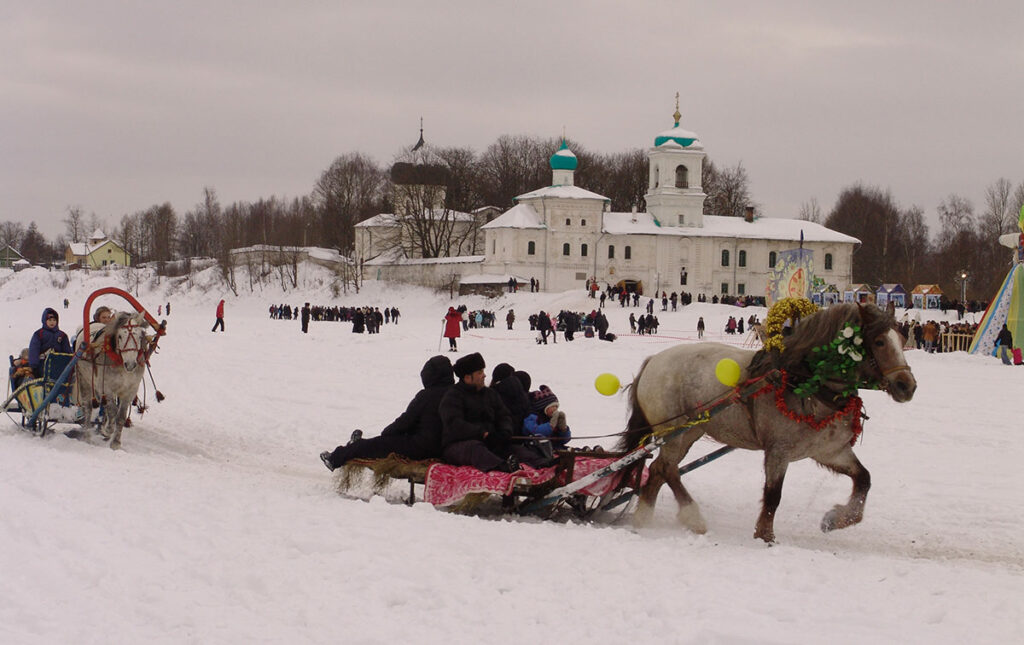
top-left (654, 123), bottom-right (700, 148)
top-left (549, 140), bottom-right (578, 170)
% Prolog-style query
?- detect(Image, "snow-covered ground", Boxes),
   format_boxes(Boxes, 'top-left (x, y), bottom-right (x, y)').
top-left (1, 265), bottom-right (1021, 644)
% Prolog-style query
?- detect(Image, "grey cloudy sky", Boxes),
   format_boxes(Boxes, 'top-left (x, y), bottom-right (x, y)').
top-left (2, 1), bottom-right (1022, 239)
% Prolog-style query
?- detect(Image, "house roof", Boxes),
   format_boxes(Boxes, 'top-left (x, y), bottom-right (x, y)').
top-left (483, 206), bottom-right (858, 244)
top-left (911, 284), bottom-right (943, 295)
top-left (67, 237), bottom-right (129, 258)
top-left (514, 185), bottom-right (610, 202)
top-left (480, 203), bottom-right (546, 230)
top-left (601, 212), bottom-right (860, 244)
top-left (355, 208), bottom-right (474, 228)
top-left (877, 283), bottom-right (907, 294)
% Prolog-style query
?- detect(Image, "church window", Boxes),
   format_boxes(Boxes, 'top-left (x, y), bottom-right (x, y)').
top-left (825, 253), bottom-right (833, 270)
top-left (608, 245), bottom-right (615, 259)
top-left (721, 282), bottom-right (729, 294)
top-left (625, 246), bottom-right (632, 260)
top-left (678, 214), bottom-right (685, 226)
top-left (562, 243), bottom-right (570, 256)
top-left (675, 165), bottom-right (688, 188)
top-left (738, 283), bottom-right (746, 295)
top-left (527, 241), bottom-right (536, 256)
top-left (492, 240), bottom-right (496, 254)
top-left (721, 249), bottom-right (730, 266)
top-left (654, 166), bottom-right (659, 188)
top-left (581, 219), bottom-right (586, 226)
top-left (565, 218), bottom-right (571, 226)
top-left (769, 251), bottom-right (777, 268)
top-left (680, 268), bottom-right (687, 285)
top-left (581, 244), bottom-right (588, 257)
top-left (738, 250), bottom-right (747, 267)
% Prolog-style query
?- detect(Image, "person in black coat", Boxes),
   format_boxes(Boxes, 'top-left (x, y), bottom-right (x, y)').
top-left (301, 303), bottom-right (311, 334)
top-left (490, 363), bottom-right (531, 431)
top-left (320, 355), bottom-right (455, 470)
top-left (995, 324), bottom-right (1014, 365)
top-left (439, 353), bottom-right (549, 472)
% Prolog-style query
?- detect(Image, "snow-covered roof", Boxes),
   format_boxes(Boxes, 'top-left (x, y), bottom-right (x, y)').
top-left (355, 209), bottom-right (475, 228)
top-left (69, 236), bottom-right (130, 257)
top-left (877, 283), bottom-right (907, 294)
top-left (90, 228), bottom-right (106, 240)
top-left (514, 185), bottom-right (610, 202)
top-left (480, 203), bottom-right (546, 230)
top-left (364, 253), bottom-right (484, 267)
top-left (600, 212), bottom-right (860, 244)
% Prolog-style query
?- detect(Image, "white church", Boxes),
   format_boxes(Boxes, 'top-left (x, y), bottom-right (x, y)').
top-left (363, 108), bottom-right (859, 298)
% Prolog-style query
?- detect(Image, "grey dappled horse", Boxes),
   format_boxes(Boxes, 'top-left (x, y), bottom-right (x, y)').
top-left (74, 311), bottom-right (151, 449)
top-left (619, 303), bottom-right (916, 542)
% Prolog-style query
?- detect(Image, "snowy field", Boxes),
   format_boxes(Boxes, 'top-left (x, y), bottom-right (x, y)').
top-left (1, 265), bottom-right (1021, 644)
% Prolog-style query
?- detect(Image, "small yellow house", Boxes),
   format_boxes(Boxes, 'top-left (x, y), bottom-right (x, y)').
top-left (65, 229), bottom-right (132, 269)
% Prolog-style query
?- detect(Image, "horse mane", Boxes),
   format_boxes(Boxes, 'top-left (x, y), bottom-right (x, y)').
top-left (748, 303), bottom-right (897, 380)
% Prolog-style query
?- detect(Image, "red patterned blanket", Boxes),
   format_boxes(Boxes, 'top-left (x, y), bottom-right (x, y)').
top-left (423, 457), bottom-right (648, 508)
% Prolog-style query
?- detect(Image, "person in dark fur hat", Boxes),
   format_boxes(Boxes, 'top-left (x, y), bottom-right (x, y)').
top-left (320, 355), bottom-right (455, 471)
top-left (491, 362), bottom-right (531, 432)
top-left (439, 354), bottom-right (552, 472)
top-left (524, 385), bottom-right (571, 448)
top-left (514, 370), bottom-right (532, 392)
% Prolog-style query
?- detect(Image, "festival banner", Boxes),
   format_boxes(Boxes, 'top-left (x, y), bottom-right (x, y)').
top-left (767, 248), bottom-right (814, 305)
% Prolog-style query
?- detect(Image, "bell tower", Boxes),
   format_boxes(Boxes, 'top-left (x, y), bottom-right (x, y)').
top-left (644, 94), bottom-right (707, 227)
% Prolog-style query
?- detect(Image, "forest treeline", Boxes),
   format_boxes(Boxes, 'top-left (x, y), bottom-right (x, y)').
top-left (1, 134), bottom-right (1020, 300)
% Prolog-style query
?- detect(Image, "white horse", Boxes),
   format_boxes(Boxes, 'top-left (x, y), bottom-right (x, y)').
top-left (74, 311), bottom-right (151, 449)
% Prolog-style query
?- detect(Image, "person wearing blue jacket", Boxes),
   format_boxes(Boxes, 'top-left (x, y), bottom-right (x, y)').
top-left (28, 307), bottom-right (72, 376)
top-left (523, 385), bottom-right (571, 448)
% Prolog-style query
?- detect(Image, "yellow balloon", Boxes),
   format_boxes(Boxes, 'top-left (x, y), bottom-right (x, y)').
top-left (594, 373), bottom-right (621, 396)
top-left (715, 358), bottom-right (742, 387)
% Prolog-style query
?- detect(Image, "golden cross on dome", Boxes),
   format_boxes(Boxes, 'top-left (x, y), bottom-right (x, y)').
top-left (673, 92), bottom-right (681, 126)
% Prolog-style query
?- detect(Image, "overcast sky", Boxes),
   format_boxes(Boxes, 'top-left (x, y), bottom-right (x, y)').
top-left (2, 1), bottom-right (1022, 240)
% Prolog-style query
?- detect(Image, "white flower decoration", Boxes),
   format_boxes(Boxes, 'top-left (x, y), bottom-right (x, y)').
top-left (849, 351), bottom-right (863, 362)
top-left (853, 336), bottom-right (863, 345)
top-left (843, 327), bottom-right (854, 338)
top-left (838, 344), bottom-right (848, 354)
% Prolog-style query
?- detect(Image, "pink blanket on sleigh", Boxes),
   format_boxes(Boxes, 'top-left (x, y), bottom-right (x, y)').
top-left (423, 457), bottom-right (648, 507)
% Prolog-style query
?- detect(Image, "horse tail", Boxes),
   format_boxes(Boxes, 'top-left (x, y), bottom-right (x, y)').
top-left (617, 357), bottom-right (652, 451)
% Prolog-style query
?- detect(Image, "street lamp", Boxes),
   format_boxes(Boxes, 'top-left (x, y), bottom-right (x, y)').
top-left (958, 269), bottom-right (968, 303)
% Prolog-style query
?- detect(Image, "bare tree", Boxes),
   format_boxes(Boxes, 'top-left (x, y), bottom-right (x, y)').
top-left (63, 206), bottom-right (85, 243)
top-left (313, 153), bottom-right (385, 254)
top-left (477, 135), bottom-right (551, 208)
top-left (980, 178), bottom-right (1014, 237)
top-left (388, 147), bottom-right (476, 258)
top-left (0, 221), bottom-right (26, 250)
top-left (704, 160), bottom-right (751, 218)
top-left (825, 184), bottom-right (907, 285)
top-left (798, 197), bottom-right (823, 223)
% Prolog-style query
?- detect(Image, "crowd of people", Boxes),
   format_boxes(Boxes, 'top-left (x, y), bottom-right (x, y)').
top-left (320, 352), bottom-right (571, 474)
top-left (267, 303), bottom-right (402, 335)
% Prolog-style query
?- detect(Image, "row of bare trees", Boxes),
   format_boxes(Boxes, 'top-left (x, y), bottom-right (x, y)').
top-left (813, 179), bottom-right (1024, 301)
top-left (2, 131), bottom-right (1019, 304)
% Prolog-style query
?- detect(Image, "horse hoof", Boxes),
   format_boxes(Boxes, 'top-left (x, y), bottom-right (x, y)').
top-left (632, 503), bottom-right (655, 528)
top-left (754, 530), bottom-right (776, 544)
top-left (677, 505), bottom-right (707, 534)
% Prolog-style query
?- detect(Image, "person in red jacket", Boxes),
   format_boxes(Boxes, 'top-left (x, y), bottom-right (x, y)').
top-left (212, 299), bottom-right (225, 332)
top-left (443, 306), bottom-right (461, 351)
